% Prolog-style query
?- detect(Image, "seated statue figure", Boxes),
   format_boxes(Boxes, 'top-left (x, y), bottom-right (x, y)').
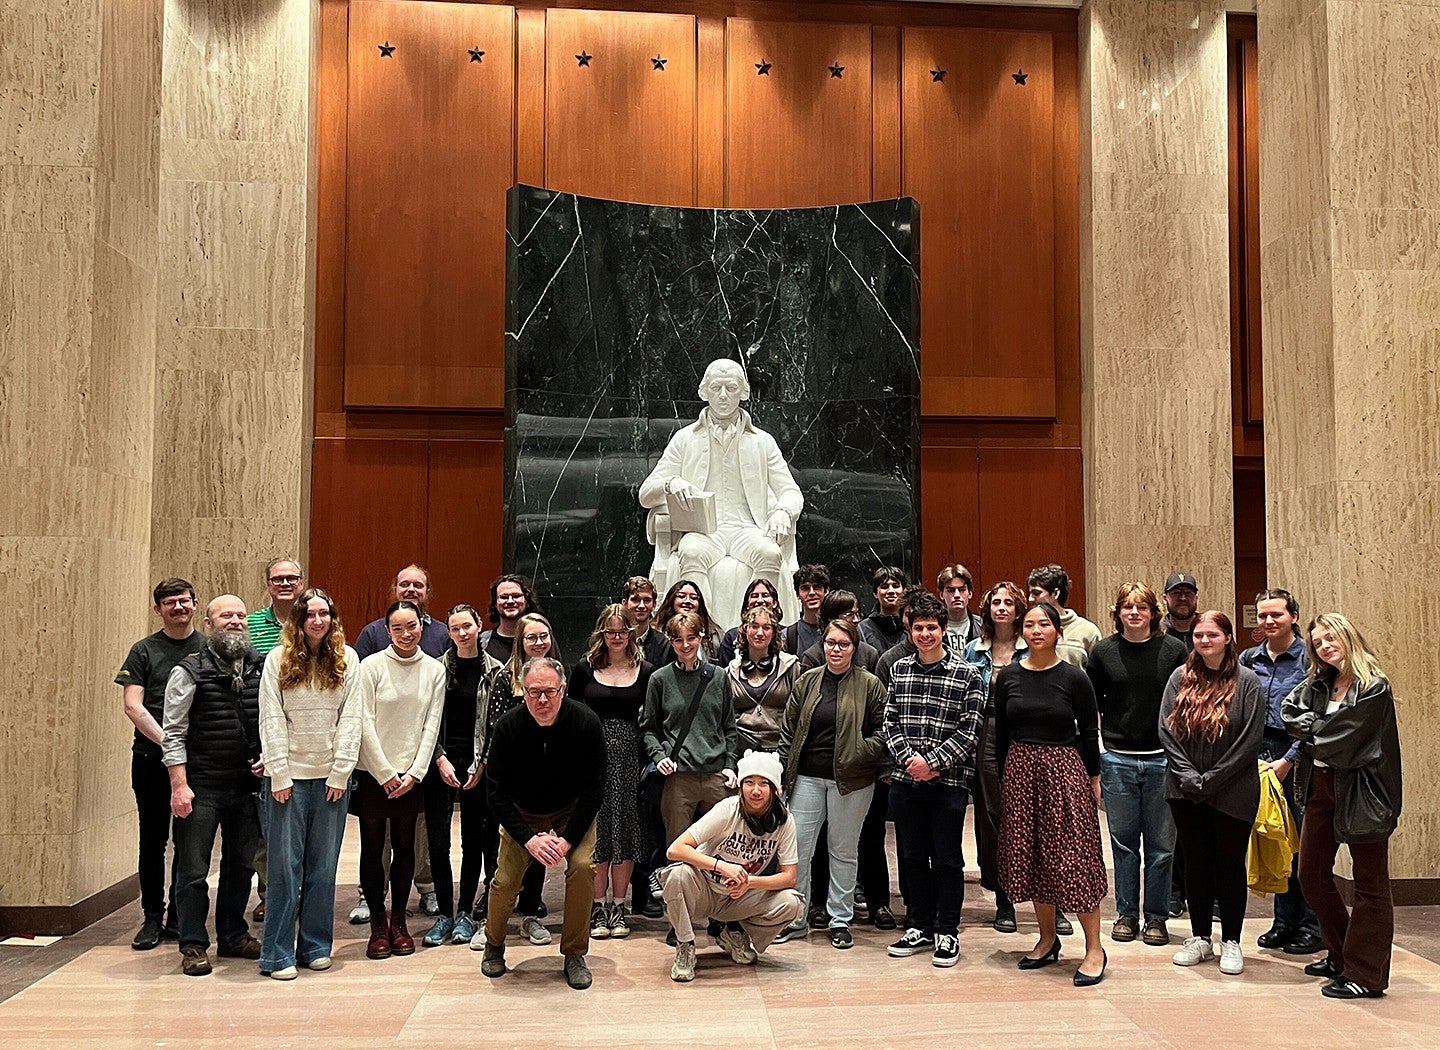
top-left (639, 359), bottom-right (804, 629)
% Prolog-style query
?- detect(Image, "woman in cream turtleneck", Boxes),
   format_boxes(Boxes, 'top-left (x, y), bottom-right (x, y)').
top-left (354, 600), bottom-right (445, 961)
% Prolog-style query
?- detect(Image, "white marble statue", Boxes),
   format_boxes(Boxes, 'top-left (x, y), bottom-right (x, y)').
top-left (639, 359), bottom-right (804, 629)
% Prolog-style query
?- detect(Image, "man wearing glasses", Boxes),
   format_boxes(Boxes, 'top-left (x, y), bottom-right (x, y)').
top-left (481, 657), bottom-right (606, 990)
top-left (246, 557), bottom-right (304, 657)
top-left (117, 578), bottom-right (209, 951)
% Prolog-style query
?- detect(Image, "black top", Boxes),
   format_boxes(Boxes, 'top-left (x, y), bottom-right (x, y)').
top-left (798, 671), bottom-right (840, 778)
top-left (486, 699), bottom-right (606, 846)
top-left (1086, 633), bottom-right (1189, 754)
top-left (569, 659), bottom-right (652, 722)
top-left (116, 629), bottom-right (207, 758)
top-left (442, 655), bottom-right (486, 760)
top-left (993, 661), bottom-right (1101, 776)
top-left (859, 613), bottom-right (905, 655)
top-left (484, 630), bottom-right (515, 665)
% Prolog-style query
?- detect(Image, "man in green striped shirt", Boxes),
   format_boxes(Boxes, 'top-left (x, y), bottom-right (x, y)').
top-left (246, 557), bottom-right (304, 656)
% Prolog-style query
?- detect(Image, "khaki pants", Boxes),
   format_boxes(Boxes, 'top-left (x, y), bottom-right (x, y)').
top-left (659, 863), bottom-right (803, 952)
top-left (660, 772), bottom-right (731, 845)
top-left (485, 813), bottom-right (596, 957)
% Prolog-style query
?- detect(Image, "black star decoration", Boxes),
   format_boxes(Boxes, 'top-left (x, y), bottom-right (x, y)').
top-left (468, 47), bottom-right (485, 63)
top-left (1012, 69), bottom-right (1028, 85)
top-left (377, 41), bottom-right (395, 58)
top-left (755, 59), bottom-right (771, 75)
top-left (930, 68), bottom-right (946, 83)
top-left (829, 63), bottom-right (844, 78)
top-left (651, 55), bottom-right (666, 71)
top-left (576, 51), bottom-right (592, 67)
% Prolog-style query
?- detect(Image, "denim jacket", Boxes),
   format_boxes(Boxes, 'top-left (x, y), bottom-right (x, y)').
top-left (962, 636), bottom-right (1029, 711)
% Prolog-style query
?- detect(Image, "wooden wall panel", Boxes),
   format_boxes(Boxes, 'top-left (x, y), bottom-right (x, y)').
top-left (1228, 24), bottom-right (1263, 431)
top-left (919, 445), bottom-right (981, 589)
top-left (725, 19), bottom-right (872, 207)
top-left (344, 1), bottom-right (515, 410)
top-left (903, 27), bottom-right (1056, 419)
top-left (545, 10), bottom-right (697, 206)
top-left (427, 440), bottom-right (506, 618)
top-left (310, 438), bottom-right (430, 629)
top-left (977, 447), bottom-right (1085, 610)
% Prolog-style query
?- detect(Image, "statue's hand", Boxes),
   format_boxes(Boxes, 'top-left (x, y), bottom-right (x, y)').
top-left (766, 510), bottom-right (793, 540)
top-left (667, 477), bottom-right (699, 507)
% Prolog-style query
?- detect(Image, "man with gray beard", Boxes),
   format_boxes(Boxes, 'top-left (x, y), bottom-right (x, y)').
top-left (162, 595), bottom-right (266, 976)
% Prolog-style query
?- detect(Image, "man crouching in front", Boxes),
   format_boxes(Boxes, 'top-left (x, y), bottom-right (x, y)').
top-left (660, 750), bottom-right (804, 982)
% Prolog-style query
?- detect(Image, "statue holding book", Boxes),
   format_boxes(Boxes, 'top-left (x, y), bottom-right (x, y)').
top-left (638, 358), bottom-right (804, 629)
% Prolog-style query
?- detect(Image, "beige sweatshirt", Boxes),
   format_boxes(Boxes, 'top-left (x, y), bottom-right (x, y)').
top-left (259, 645), bottom-right (364, 792)
top-left (356, 646), bottom-right (446, 783)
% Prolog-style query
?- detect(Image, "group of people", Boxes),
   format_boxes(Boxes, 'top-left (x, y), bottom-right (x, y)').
top-left (118, 556), bottom-right (1402, 999)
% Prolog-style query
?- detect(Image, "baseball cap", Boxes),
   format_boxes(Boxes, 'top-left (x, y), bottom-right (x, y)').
top-left (1164, 572), bottom-right (1198, 593)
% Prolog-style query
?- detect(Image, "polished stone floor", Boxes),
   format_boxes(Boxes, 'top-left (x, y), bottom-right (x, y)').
top-left (3, 814), bottom-right (1439, 1048)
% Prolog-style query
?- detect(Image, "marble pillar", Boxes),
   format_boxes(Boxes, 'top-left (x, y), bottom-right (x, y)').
top-left (151, 0), bottom-right (315, 606)
top-left (1260, 0), bottom-right (1440, 884)
top-left (0, 0), bottom-right (163, 908)
top-left (1080, 0), bottom-right (1235, 620)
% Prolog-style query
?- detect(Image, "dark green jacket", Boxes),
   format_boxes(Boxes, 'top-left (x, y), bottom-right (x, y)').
top-left (779, 665), bottom-right (888, 796)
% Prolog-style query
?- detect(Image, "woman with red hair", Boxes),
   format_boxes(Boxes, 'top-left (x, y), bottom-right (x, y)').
top-left (1159, 611), bottom-right (1264, 977)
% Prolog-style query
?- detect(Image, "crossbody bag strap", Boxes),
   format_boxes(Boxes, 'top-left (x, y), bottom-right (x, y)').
top-left (667, 665), bottom-right (713, 765)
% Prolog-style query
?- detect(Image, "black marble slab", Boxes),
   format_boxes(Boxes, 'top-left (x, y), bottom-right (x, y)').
top-left (506, 185), bottom-right (920, 658)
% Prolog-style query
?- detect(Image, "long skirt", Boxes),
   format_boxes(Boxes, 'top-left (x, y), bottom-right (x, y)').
top-left (998, 741), bottom-right (1108, 913)
top-left (595, 718), bottom-right (649, 864)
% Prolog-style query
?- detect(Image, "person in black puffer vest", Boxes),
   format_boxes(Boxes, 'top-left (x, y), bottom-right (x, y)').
top-left (162, 594), bottom-right (266, 977)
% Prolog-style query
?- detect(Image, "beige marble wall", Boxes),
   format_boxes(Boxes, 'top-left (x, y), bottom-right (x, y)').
top-left (1260, 1), bottom-right (1440, 880)
top-left (150, 0), bottom-right (315, 609)
top-left (1080, 0), bottom-right (1236, 620)
top-left (0, 0), bottom-right (163, 906)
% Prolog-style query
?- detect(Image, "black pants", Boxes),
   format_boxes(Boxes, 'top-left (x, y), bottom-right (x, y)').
top-left (1169, 798), bottom-right (1250, 942)
top-left (890, 780), bottom-right (968, 936)
top-left (476, 772), bottom-right (544, 913)
top-left (131, 752), bottom-right (179, 924)
top-left (422, 769), bottom-right (489, 917)
top-left (356, 773), bottom-right (425, 914)
top-left (173, 783), bottom-right (260, 951)
top-left (973, 710), bottom-right (1003, 896)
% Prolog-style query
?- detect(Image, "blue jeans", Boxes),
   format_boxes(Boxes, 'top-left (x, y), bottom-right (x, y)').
top-left (1099, 752), bottom-right (1174, 922)
top-left (173, 783), bottom-right (261, 951)
top-left (1257, 734), bottom-right (1321, 938)
top-left (260, 778), bottom-right (350, 970)
top-left (791, 776), bottom-right (874, 926)
top-left (889, 780), bottom-right (968, 936)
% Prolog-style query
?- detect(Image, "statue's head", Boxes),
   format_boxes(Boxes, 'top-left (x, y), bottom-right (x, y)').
top-left (698, 359), bottom-right (749, 420)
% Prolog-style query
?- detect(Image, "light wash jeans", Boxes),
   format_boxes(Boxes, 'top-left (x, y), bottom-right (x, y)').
top-left (260, 777), bottom-right (350, 971)
top-left (790, 776), bottom-right (875, 927)
top-left (1099, 752), bottom-right (1175, 922)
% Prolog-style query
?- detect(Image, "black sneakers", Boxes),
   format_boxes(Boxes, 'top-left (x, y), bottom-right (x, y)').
top-left (887, 928), bottom-right (935, 957)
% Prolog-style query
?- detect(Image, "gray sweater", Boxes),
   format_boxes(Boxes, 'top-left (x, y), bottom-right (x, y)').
top-left (1158, 665), bottom-right (1264, 824)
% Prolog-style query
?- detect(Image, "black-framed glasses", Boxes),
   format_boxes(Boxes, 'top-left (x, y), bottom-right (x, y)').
top-left (524, 687), bottom-right (561, 700)
top-left (602, 629), bottom-right (631, 639)
top-left (269, 574), bottom-right (302, 585)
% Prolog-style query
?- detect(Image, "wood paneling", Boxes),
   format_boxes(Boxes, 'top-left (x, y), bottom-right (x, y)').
top-left (725, 19), bottom-right (872, 207)
top-left (977, 447), bottom-right (1085, 610)
top-left (426, 440), bottom-right (506, 617)
top-left (871, 26), bottom-right (900, 198)
top-left (310, 438), bottom-right (430, 627)
top-left (903, 27), bottom-right (1056, 420)
top-left (695, 15), bottom-right (726, 207)
top-left (517, 7), bottom-right (547, 186)
top-left (344, 1), bottom-right (515, 410)
top-left (919, 445), bottom-right (981, 588)
top-left (545, 10), bottom-right (697, 206)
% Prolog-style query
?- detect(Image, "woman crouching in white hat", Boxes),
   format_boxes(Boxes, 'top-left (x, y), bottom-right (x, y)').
top-left (659, 750), bottom-right (804, 982)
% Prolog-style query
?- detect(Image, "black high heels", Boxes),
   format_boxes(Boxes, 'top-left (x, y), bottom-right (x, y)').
top-left (1017, 937), bottom-right (1062, 970)
top-left (1073, 949), bottom-right (1108, 987)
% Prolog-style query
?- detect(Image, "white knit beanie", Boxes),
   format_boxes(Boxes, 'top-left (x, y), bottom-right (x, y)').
top-left (735, 749), bottom-right (783, 793)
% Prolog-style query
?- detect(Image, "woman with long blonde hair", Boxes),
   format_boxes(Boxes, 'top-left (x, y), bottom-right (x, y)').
top-left (1158, 611), bottom-right (1263, 977)
top-left (257, 588), bottom-right (363, 979)
top-left (1282, 614), bottom-right (1402, 1000)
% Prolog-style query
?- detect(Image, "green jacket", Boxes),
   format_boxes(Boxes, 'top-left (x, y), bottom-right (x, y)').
top-left (779, 665), bottom-right (888, 796)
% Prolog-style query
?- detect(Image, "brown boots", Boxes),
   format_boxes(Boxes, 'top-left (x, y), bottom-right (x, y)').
top-left (367, 910), bottom-right (391, 959)
top-left (390, 911), bottom-right (415, 955)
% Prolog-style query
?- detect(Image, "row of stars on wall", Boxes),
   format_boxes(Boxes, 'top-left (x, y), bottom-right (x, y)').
top-left (372, 42), bottom-right (1029, 84)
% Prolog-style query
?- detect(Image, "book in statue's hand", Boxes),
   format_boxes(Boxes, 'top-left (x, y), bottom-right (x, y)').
top-left (666, 490), bottom-right (718, 535)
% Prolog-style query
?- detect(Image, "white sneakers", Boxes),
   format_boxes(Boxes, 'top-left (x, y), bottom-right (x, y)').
top-left (1172, 936), bottom-right (1215, 966)
top-left (1219, 940), bottom-right (1244, 975)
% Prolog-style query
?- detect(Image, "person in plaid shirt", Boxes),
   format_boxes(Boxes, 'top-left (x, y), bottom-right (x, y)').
top-left (882, 591), bottom-right (985, 968)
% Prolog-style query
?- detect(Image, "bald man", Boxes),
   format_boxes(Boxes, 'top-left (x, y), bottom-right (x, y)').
top-left (162, 595), bottom-right (266, 976)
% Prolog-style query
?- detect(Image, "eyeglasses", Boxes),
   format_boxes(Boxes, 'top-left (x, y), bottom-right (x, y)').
top-left (268, 574), bottom-right (302, 586)
top-left (824, 640), bottom-right (854, 650)
top-left (523, 632), bottom-right (551, 644)
top-left (159, 597), bottom-right (194, 609)
top-left (524, 687), bottom-right (561, 700)
top-left (602, 629), bottom-right (631, 639)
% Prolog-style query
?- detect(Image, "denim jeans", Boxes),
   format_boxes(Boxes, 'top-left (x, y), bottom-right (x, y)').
top-left (1099, 751), bottom-right (1174, 922)
top-left (260, 778), bottom-right (350, 971)
top-left (173, 783), bottom-right (261, 951)
top-left (889, 780), bottom-right (968, 936)
top-left (1257, 734), bottom-right (1321, 938)
top-left (791, 776), bottom-right (874, 927)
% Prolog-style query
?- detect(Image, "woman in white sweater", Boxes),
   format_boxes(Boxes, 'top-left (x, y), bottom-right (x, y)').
top-left (258, 588), bottom-right (362, 980)
top-left (354, 600), bottom-right (446, 960)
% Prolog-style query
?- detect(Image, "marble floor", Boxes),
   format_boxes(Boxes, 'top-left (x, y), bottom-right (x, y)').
top-left (4, 815), bottom-right (1439, 1049)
